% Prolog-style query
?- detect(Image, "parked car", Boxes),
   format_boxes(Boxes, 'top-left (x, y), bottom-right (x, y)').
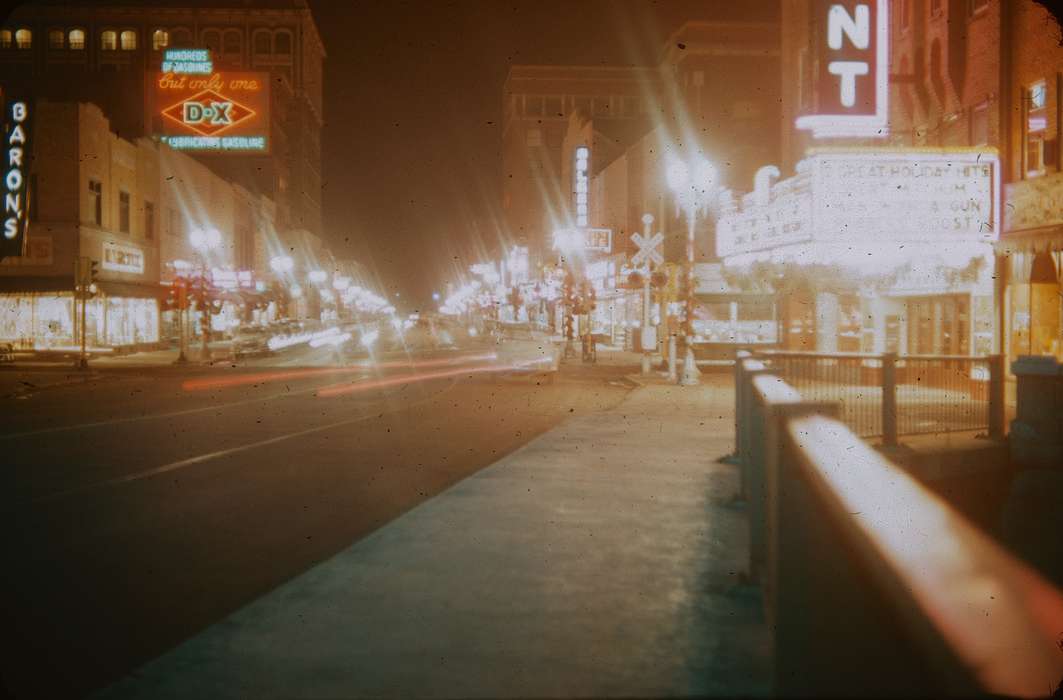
top-left (230, 326), bottom-right (273, 358)
top-left (492, 323), bottom-right (560, 380)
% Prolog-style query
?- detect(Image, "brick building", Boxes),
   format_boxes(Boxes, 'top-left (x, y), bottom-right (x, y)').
top-left (0, 101), bottom-right (282, 351)
top-left (0, 0), bottom-right (325, 242)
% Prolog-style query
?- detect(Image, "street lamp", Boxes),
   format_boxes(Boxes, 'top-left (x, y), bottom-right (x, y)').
top-left (270, 255), bottom-right (294, 274)
top-left (665, 153), bottom-right (718, 386)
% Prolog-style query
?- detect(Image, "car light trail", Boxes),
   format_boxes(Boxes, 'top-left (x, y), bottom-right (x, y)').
top-left (180, 352), bottom-right (501, 392)
top-left (316, 360), bottom-right (516, 398)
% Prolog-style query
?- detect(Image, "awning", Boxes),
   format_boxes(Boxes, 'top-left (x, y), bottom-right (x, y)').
top-left (995, 225), bottom-right (1063, 255)
top-left (0, 276), bottom-right (166, 300)
top-left (0, 276), bottom-right (72, 293)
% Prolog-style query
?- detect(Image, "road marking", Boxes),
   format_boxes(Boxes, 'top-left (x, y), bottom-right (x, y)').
top-left (30, 379), bottom-right (458, 504)
top-left (0, 374), bottom-right (370, 441)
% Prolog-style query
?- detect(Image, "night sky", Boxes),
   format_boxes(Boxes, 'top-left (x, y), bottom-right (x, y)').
top-left (310, 0), bottom-right (776, 309)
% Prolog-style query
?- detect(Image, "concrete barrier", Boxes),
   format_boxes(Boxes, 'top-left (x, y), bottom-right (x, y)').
top-left (733, 359), bottom-right (1063, 696)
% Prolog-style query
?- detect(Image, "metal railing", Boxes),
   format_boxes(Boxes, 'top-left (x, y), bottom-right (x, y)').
top-left (748, 350), bottom-right (1005, 445)
top-left (732, 354), bottom-right (1063, 696)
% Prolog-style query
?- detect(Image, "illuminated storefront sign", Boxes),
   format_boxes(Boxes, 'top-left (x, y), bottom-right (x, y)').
top-left (102, 241), bottom-right (145, 274)
top-left (1004, 171), bottom-right (1063, 233)
top-left (718, 150), bottom-right (998, 265)
top-left (2, 94), bottom-right (31, 258)
top-left (795, 0), bottom-right (889, 139)
top-left (574, 146), bottom-right (589, 227)
top-left (154, 67), bottom-right (270, 153)
top-left (553, 227), bottom-right (612, 253)
top-left (161, 48), bottom-right (213, 75)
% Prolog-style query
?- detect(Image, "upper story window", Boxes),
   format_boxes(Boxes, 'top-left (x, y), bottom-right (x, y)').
top-left (88, 180), bottom-right (103, 227)
top-left (15, 28), bottom-right (31, 49)
top-left (274, 30), bottom-right (292, 55)
top-left (1025, 80), bottom-right (1049, 177)
top-left (68, 28), bottom-right (85, 50)
top-left (222, 30), bottom-right (241, 56)
top-left (101, 30), bottom-right (117, 51)
top-left (898, 0), bottom-right (912, 32)
top-left (119, 191), bottom-right (131, 234)
top-left (253, 29), bottom-right (270, 56)
top-left (120, 30), bottom-right (136, 51)
top-left (171, 27), bottom-right (192, 48)
top-left (48, 29), bottom-right (63, 49)
top-left (201, 28), bottom-right (221, 54)
top-left (0, 30), bottom-right (12, 49)
top-left (152, 29), bottom-right (168, 51)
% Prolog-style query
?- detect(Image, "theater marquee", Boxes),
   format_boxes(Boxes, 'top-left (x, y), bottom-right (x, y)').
top-left (153, 67), bottom-right (270, 153)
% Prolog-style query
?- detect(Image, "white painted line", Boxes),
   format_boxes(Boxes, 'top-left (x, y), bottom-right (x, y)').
top-left (0, 374), bottom-right (371, 441)
top-left (30, 379), bottom-right (457, 504)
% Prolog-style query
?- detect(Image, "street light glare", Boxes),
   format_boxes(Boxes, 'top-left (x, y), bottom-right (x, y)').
top-left (665, 156), bottom-right (689, 191)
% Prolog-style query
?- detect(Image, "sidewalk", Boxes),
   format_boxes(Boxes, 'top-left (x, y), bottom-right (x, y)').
top-left (98, 374), bottom-right (769, 699)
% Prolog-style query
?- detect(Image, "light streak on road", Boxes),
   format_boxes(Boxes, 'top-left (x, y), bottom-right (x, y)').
top-left (315, 361), bottom-right (510, 398)
top-left (180, 352), bottom-right (500, 392)
top-left (314, 356), bottom-right (553, 398)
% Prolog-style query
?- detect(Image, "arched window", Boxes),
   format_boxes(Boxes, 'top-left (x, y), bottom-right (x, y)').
top-left (0, 30), bottom-right (12, 49)
top-left (201, 28), bottom-right (221, 54)
top-left (171, 27), bottom-right (192, 48)
top-left (274, 30), bottom-right (291, 55)
top-left (68, 28), bottom-right (85, 50)
top-left (152, 29), bottom-right (168, 51)
top-left (15, 28), bottom-right (31, 49)
top-left (120, 29), bottom-right (137, 51)
top-left (222, 29), bottom-right (241, 56)
top-left (48, 29), bottom-right (63, 49)
top-left (253, 29), bottom-right (270, 55)
top-left (101, 30), bottom-right (117, 51)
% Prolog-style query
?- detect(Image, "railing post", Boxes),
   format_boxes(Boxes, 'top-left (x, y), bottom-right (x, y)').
top-left (987, 354), bottom-right (1005, 440)
top-left (882, 352), bottom-right (898, 447)
top-left (732, 350), bottom-right (751, 467)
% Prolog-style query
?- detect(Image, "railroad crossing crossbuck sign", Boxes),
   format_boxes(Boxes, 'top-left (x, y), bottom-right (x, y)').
top-left (630, 231), bottom-right (664, 267)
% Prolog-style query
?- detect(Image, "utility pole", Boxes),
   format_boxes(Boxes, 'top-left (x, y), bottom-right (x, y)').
top-left (74, 256), bottom-right (96, 370)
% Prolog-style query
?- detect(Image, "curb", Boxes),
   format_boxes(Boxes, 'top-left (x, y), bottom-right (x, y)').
top-left (3, 372), bottom-right (107, 399)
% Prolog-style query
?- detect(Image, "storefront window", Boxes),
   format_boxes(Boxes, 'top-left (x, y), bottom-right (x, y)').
top-left (1011, 252), bottom-right (1062, 361)
top-left (0, 294), bottom-right (76, 349)
top-left (104, 297), bottom-right (159, 346)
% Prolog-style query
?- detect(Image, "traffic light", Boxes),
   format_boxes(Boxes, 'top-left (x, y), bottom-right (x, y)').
top-left (507, 286), bottom-right (523, 310)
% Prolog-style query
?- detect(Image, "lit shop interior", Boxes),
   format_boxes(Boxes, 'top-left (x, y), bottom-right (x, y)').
top-left (0, 292), bottom-right (160, 351)
top-left (1003, 249), bottom-right (1063, 364)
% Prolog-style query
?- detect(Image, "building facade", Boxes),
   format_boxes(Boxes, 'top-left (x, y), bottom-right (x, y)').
top-left (0, 100), bottom-right (282, 351)
top-left (997, 0), bottom-right (1063, 366)
top-left (0, 0), bottom-right (325, 245)
top-left (715, 0), bottom-right (1008, 358)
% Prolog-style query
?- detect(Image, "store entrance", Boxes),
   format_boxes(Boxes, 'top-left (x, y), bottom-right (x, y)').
top-left (906, 295), bottom-right (970, 356)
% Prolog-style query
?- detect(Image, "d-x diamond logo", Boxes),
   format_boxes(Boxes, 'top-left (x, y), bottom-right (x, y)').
top-left (161, 89), bottom-right (255, 137)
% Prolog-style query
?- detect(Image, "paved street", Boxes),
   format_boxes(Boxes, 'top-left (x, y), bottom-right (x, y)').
top-left (1, 347), bottom-right (633, 698)
top-left (94, 374), bottom-right (767, 700)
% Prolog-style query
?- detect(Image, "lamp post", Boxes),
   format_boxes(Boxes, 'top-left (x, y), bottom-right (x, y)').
top-left (190, 228), bottom-right (221, 361)
top-left (665, 154), bottom-right (718, 386)
top-left (270, 255), bottom-right (294, 321)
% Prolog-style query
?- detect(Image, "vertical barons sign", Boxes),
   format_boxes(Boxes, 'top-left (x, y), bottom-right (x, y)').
top-left (796, 0), bottom-right (889, 139)
top-left (153, 53), bottom-right (270, 153)
top-left (1, 91), bottom-right (31, 259)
